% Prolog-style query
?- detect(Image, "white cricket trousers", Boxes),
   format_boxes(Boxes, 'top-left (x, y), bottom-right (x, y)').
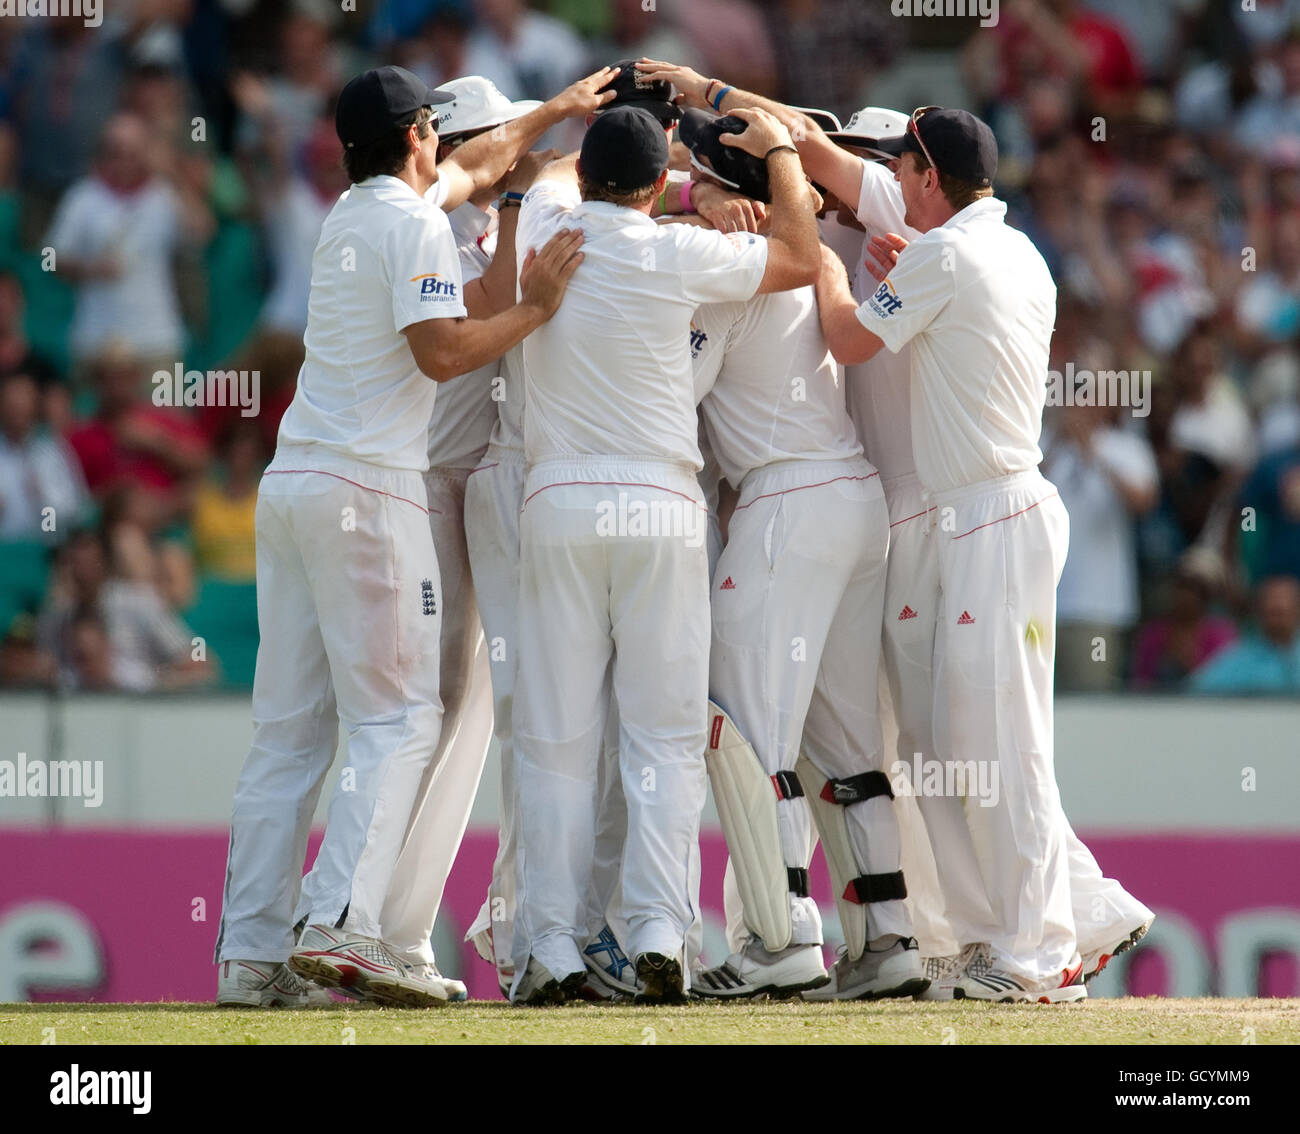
top-left (373, 465), bottom-right (494, 965)
top-left (713, 458), bottom-right (909, 952)
top-left (931, 469), bottom-right (1075, 981)
top-left (215, 445), bottom-right (443, 961)
top-left (512, 457), bottom-right (710, 987)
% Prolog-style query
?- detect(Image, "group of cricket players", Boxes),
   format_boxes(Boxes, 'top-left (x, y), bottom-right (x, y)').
top-left (212, 56), bottom-right (1154, 1010)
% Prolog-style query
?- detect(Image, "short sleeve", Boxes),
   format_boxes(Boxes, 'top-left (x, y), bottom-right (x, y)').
top-left (518, 179), bottom-right (580, 260)
top-left (673, 227), bottom-right (769, 305)
top-left (46, 183), bottom-right (93, 253)
top-left (388, 204), bottom-right (467, 331)
top-left (854, 235), bottom-right (952, 354)
top-left (855, 159), bottom-right (912, 237)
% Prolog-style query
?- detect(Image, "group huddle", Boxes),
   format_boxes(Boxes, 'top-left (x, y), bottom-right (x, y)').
top-left (213, 58), bottom-right (1153, 1010)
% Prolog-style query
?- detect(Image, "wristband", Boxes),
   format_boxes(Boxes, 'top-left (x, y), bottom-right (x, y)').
top-left (498, 190), bottom-right (525, 209)
top-left (680, 181), bottom-right (696, 215)
top-left (703, 79), bottom-right (720, 106)
top-left (657, 184), bottom-right (670, 215)
top-left (764, 144), bottom-right (798, 160)
top-left (712, 84), bottom-right (733, 111)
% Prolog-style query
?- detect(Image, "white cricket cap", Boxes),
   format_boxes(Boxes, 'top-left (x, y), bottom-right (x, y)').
top-left (788, 106), bottom-right (842, 134)
top-left (433, 76), bottom-right (541, 139)
top-left (826, 106), bottom-right (910, 161)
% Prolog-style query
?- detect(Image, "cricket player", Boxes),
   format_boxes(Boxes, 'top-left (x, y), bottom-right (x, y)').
top-left (676, 109), bottom-right (924, 1001)
top-left (813, 106), bottom-right (1095, 1001)
top-left (214, 64), bottom-right (616, 1008)
top-left (508, 103), bottom-right (820, 1005)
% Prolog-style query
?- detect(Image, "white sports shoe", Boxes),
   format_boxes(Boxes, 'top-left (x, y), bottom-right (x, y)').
top-left (915, 943), bottom-right (991, 1001)
top-left (216, 960), bottom-right (334, 1007)
top-left (1082, 918), bottom-right (1153, 982)
top-left (288, 924), bottom-right (467, 1007)
top-left (694, 941), bottom-right (829, 999)
top-left (801, 936), bottom-right (929, 1001)
top-left (581, 925), bottom-right (638, 1000)
top-left (953, 957), bottom-right (1087, 1003)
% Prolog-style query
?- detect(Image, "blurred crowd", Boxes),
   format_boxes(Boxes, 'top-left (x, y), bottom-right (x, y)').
top-left (0, 0), bottom-right (1298, 694)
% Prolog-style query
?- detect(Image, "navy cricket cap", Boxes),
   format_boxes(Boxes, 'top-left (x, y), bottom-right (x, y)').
top-left (597, 60), bottom-right (681, 127)
top-left (580, 105), bottom-right (670, 193)
top-left (336, 66), bottom-right (455, 150)
top-left (679, 108), bottom-right (772, 203)
top-left (890, 107), bottom-right (998, 186)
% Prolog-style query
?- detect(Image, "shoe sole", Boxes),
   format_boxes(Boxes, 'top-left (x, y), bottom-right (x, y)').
top-left (1084, 921), bottom-right (1152, 983)
top-left (289, 951), bottom-right (461, 1008)
top-left (695, 973), bottom-right (830, 1000)
top-left (953, 982), bottom-right (1088, 1004)
top-left (519, 970), bottom-right (586, 1007)
top-left (634, 956), bottom-right (688, 1005)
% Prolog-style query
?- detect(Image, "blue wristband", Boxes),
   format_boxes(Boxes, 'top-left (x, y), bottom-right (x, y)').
top-left (503, 191), bottom-right (525, 202)
top-left (712, 85), bottom-right (733, 111)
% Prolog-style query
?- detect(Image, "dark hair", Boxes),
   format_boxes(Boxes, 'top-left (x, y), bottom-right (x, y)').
top-left (578, 172), bottom-right (663, 208)
top-left (907, 150), bottom-right (993, 211)
top-left (343, 105), bottom-right (434, 184)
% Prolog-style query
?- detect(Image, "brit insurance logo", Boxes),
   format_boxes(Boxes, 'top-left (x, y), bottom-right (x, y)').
top-left (868, 278), bottom-right (903, 318)
top-left (689, 321), bottom-right (708, 360)
top-left (412, 272), bottom-right (459, 302)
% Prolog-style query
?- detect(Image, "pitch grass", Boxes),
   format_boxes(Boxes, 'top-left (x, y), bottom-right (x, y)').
top-left (1, 998), bottom-right (1296, 1045)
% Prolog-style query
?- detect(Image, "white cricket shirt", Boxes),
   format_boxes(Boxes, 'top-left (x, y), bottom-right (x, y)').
top-left (276, 175), bottom-right (466, 471)
top-left (517, 180), bottom-right (768, 470)
top-left (425, 201), bottom-right (504, 470)
top-left (691, 285), bottom-right (863, 487)
top-left (846, 159), bottom-right (922, 483)
top-left (854, 196), bottom-right (1056, 494)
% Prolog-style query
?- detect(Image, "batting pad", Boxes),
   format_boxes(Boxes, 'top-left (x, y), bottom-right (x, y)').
top-left (798, 753), bottom-right (867, 961)
top-left (706, 701), bottom-right (794, 952)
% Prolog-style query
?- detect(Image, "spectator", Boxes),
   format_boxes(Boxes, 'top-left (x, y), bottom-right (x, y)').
top-left (1044, 399), bottom-right (1159, 690)
top-left (1191, 575), bottom-right (1300, 692)
top-left (463, 0), bottom-right (590, 102)
top-left (44, 113), bottom-right (192, 376)
top-left (1237, 431), bottom-right (1300, 583)
top-left (1236, 33), bottom-right (1300, 156)
top-left (38, 528), bottom-right (214, 692)
top-left (0, 271), bottom-right (30, 375)
top-left (1130, 551), bottom-right (1238, 689)
top-left (0, 613), bottom-right (57, 689)
top-left (65, 342), bottom-right (211, 529)
top-left (0, 368), bottom-right (88, 541)
top-left (192, 424), bottom-right (263, 584)
top-left (1235, 208), bottom-right (1300, 358)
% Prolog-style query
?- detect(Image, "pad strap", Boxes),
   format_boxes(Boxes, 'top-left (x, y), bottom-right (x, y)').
top-left (771, 770), bottom-right (804, 800)
top-left (787, 867), bottom-right (811, 898)
top-left (843, 871), bottom-right (907, 904)
top-left (820, 771), bottom-right (894, 805)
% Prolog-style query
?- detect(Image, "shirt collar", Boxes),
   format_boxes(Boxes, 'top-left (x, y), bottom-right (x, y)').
top-left (357, 174), bottom-right (423, 200)
top-left (572, 200), bottom-right (658, 228)
top-left (942, 196), bottom-right (1007, 229)
top-left (449, 200), bottom-right (493, 243)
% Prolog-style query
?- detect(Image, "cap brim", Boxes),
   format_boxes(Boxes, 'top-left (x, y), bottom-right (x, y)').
top-left (443, 99), bottom-right (542, 136)
top-left (826, 130), bottom-right (906, 158)
top-left (612, 98), bottom-right (681, 124)
top-left (788, 106), bottom-right (842, 133)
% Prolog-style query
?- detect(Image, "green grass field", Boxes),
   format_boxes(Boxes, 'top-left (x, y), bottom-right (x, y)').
top-left (2, 998), bottom-right (1296, 1045)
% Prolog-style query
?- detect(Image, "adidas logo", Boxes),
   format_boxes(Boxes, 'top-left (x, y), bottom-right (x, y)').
top-left (898, 605), bottom-right (917, 621)
top-left (720, 576), bottom-right (735, 590)
top-left (957, 610), bottom-right (975, 625)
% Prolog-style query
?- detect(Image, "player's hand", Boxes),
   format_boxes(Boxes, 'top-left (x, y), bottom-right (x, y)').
top-left (519, 228), bottom-right (585, 319)
top-left (861, 232), bottom-right (909, 283)
top-left (691, 181), bottom-right (767, 234)
top-left (719, 107), bottom-right (794, 160)
top-left (635, 58), bottom-right (711, 108)
top-left (504, 148), bottom-right (562, 194)
top-left (548, 66), bottom-right (621, 119)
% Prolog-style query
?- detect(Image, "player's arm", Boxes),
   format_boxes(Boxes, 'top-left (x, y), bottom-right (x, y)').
top-left (635, 58), bottom-right (865, 208)
top-left (816, 242), bottom-right (884, 364)
top-left (436, 68), bottom-right (619, 211)
top-left (719, 108), bottom-right (820, 294)
top-left (403, 229), bottom-right (584, 382)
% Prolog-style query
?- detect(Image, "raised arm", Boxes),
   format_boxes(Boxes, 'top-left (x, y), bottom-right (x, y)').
top-left (436, 68), bottom-right (619, 211)
top-left (815, 243), bottom-right (884, 365)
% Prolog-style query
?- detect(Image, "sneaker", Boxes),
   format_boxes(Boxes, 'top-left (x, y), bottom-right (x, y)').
top-left (953, 957), bottom-right (1087, 1003)
top-left (694, 941), bottom-right (829, 999)
top-left (513, 956), bottom-right (586, 1006)
top-left (581, 924), bottom-right (638, 1000)
top-left (288, 924), bottom-right (466, 1007)
top-left (634, 952), bottom-right (689, 1005)
top-left (1083, 919), bottom-right (1152, 982)
top-left (216, 960), bottom-right (334, 1007)
top-left (915, 943), bottom-right (990, 1001)
top-left (801, 936), bottom-right (929, 1001)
